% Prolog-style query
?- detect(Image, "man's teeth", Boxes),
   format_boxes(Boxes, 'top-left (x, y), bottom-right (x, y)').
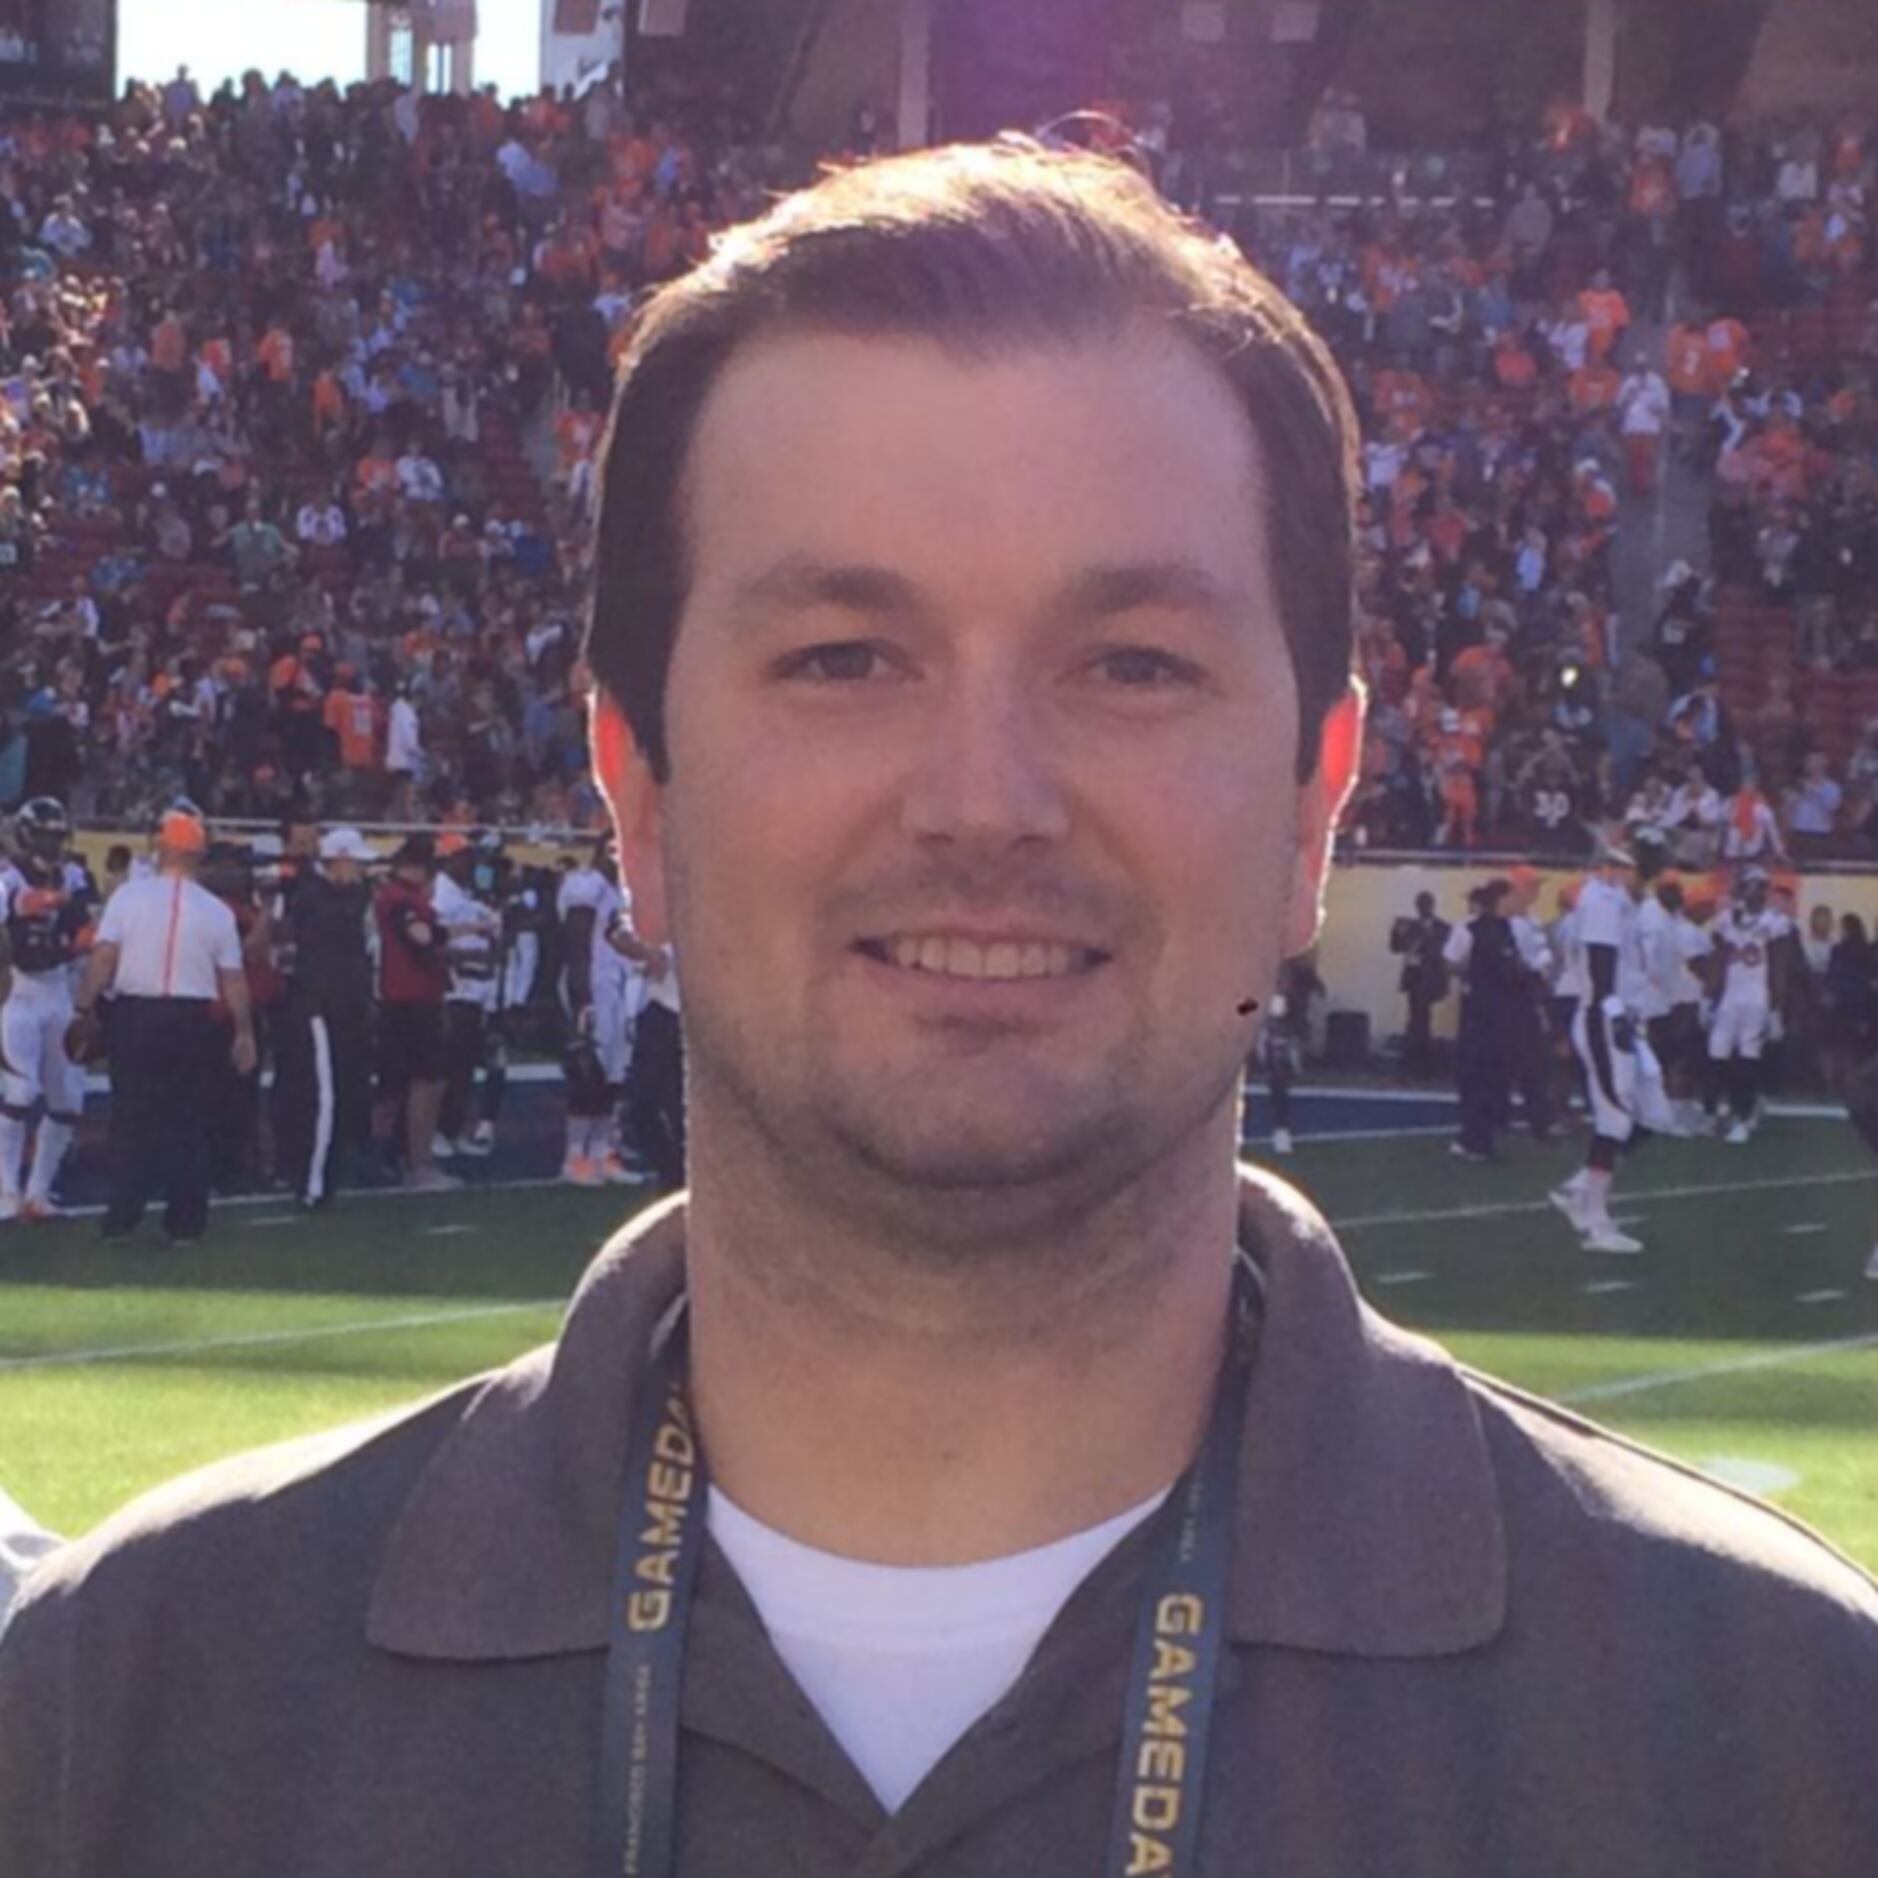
top-left (885, 936), bottom-right (1084, 979)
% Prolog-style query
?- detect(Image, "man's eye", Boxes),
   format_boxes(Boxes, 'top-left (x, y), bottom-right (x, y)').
top-left (774, 642), bottom-right (897, 684)
top-left (1092, 647), bottom-right (1203, 688)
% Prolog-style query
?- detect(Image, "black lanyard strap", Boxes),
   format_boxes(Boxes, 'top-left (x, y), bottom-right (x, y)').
top-left (597, 1259), bottom-right (1258, 1878)
top-left (600, 1344), bottom-right (709, 1878)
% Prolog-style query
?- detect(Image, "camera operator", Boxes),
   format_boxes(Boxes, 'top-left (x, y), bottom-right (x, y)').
top-left (1389, 890), bottom-right (1450, 1079)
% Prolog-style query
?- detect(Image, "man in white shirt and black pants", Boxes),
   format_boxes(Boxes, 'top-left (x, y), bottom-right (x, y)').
top-left (72, 809), bottom-right (255, 1246)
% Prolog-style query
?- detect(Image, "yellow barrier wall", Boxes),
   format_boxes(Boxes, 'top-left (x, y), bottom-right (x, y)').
top-left (1317, 859), bottom-right (1878, 1053)
top-left (70, 832), bottom-right (1878, 1060)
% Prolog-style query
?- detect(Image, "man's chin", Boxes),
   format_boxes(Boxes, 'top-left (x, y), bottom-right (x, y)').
top-left (817, 1093), bottom-right (1139, 1199)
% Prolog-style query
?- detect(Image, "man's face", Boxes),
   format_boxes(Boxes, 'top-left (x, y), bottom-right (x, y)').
top-left (619, 329), bottom-right (1353, 1222)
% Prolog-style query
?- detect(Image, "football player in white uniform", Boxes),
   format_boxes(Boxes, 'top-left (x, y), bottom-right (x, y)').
top-left (0, 800), bottom-right (98, 1221)
top-left (1705, 865), bottom-right (1790, 1143)
top-left (1549, 844), bottom-right (1672, 1253)
top-left (556, 840), bottom-right (650, 1187)
top-left (1638, 873), bottom-right (1716, 1136)
top-left (432, 830), bottom-right (507, 1160)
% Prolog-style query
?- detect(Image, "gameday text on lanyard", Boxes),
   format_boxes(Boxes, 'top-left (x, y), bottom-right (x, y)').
top-left (597, 1256), bottom-right (1260, 1878)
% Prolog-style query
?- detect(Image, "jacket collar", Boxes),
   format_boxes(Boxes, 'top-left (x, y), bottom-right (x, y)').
top-left (368, 1169), bottom-right (1505, 1662)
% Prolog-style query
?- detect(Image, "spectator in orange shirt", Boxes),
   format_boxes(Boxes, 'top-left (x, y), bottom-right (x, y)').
top-left (1451, 622), bottom-right (1517, 716)
top-left (323, 670), bottom-right (385, 804)
top-left (1703, 313), bottom-right (1749, 394)
top-left (310, 368), bottom-right (347, 441)
top-left (1493, 329), bottom-right (1539, 390)
top-left (1665, 315), bottom-right (1713, 451)
top-left (1568, 359), bottom-right (1622, 414)
top-left (1578, 270), bottom-right (1631, 364)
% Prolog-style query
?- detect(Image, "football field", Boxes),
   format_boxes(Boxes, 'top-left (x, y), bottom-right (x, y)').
top-left (3, 1103), bottom-right (1876, 1573)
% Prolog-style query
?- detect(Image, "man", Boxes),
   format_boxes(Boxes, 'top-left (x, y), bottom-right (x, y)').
top-left (373, 835), bottom-right (459, 1193)
top-left (274, 827), bottom-right (376, 1209)
top-left (1615, 352), bottom-right (1671, 495)
top-left (624, 920), bottom-right (684, 1190)
top-left (433, 830), bottom-right (506, 1160)
top-left (1639, 873), bottom-right (1713, 1131)
top-left (1663, 760), bottom-right (1723, 867)
top-left (3, 145), bottom-right (1874, 1877)
top-left (0, 798), bottom-right (96, 1221)
top-left (1250, 957), bottom-right (1320, 1157)
top-left (556, 838), bottom-right (647, 1186)
top-left (1444, 880), bottom-right (1529, 1163)
top-left (1551, 845), bottom-right (1673, 1253)
top-left (1387, 888), bottom-right (1449, 1078)
top-left (73, 808), bottom-right (255, 1246)
top-left (1707, 865), bottom-right (1791, 1144)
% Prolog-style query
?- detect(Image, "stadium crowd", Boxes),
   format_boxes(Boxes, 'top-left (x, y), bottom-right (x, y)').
top-left (0, 58), bottom-right (811, 834)
top-left (1220, 111), bottom-right (1878, 859)
top-left (0, 72), bottom-right (1871, 855)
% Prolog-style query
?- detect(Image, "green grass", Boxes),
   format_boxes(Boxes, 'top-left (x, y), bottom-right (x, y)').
top-left (4, 1123), bottom-right (1877, 1571)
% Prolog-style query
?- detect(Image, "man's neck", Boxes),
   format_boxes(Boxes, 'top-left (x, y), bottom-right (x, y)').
top-left (679, 1116), bottom-right (1243, 1567)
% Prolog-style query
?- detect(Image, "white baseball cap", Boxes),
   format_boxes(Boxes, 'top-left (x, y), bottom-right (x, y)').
top-left (320, 826), bottom-right (375, 863)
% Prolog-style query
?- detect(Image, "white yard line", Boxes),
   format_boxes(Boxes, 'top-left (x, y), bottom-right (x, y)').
top-left (1559, 1330), bottom-right (1878, 1406)
top-left (1330, 1168), bottom-right (1878, 1233)
top-left (0, 1301), bottom-right (562, 1373)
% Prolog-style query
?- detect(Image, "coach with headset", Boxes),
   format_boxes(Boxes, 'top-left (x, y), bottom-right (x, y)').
top-left (72, 808), bottom-right (255, 1245)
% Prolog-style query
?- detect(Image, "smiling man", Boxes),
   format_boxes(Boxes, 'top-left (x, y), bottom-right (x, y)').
top-left (2, 143), bottom-right (1876, 1878)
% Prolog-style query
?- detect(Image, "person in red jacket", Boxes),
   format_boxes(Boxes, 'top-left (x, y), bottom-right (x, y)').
top-left (373, 835), bottom-right (458, 1191)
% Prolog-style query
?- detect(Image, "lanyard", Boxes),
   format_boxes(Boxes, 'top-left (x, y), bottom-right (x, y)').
top-left (597, 1259), bottom-right (1259, 1878)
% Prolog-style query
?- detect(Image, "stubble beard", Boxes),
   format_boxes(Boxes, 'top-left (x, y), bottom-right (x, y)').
top-left (686, 994), bottom-right (1240, 1270)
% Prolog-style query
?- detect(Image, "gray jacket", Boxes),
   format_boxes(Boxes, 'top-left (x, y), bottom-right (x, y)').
top-left (3, 1170), bottom-right (1875, 1874)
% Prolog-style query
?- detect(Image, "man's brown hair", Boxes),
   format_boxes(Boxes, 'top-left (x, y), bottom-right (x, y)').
top-left (587, 139), bottom-right (1360, 783)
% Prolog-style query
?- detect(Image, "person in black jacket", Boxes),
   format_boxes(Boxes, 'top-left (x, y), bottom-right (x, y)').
top-left (1448, 879), bottom-right (1527, 1162)
top-left (1389, 891), bottom-right (1450, 1079)
top-left (273, 827), bottom-right (377, 1209)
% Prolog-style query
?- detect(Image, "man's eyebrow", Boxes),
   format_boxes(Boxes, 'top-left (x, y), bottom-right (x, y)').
top-left (1054, 560), bottom-right (1243, 620)
top-left (729, 558), bottom-right (925, 618)
top-left (725, 556), bottom-right (1246, 624)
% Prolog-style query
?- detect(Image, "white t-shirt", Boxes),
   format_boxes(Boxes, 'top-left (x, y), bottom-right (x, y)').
top-left (96, 874), bottom-right (241, 1000)
top-left (708, 1484), bottom-right (1169, 1813)
top-left (386, 697), bottom-right (422, 774)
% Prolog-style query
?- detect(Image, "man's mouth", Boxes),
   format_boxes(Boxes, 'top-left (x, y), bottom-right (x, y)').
top-left (852, 935), bottom-right (1109, 982)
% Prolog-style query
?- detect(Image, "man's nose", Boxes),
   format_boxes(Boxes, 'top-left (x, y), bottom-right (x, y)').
top-left (898, 669), bottom-right (1071, 849)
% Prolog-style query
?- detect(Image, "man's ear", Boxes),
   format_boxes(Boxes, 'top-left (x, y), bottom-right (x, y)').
top-left (589, 691), bottom-right (670, 945)
top-left (1284, 684), bottom-right (1365, 957)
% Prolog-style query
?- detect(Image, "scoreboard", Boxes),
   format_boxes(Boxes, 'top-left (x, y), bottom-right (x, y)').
top-left (0, 0), bottom-right (117, 105)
